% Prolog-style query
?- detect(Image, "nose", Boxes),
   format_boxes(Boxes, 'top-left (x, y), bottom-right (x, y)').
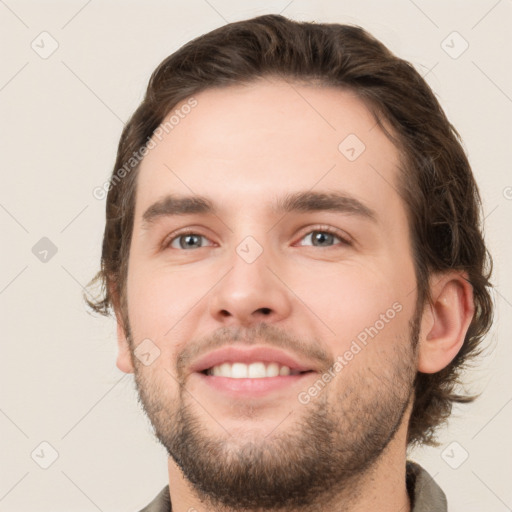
top-left (208, 241), bottom-right (292, 327)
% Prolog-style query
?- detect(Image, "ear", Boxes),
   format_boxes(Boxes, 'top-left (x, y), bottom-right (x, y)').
top-left (417, 271), bottom-right (475, 374)
top-left (110, 282), bottom-right (135, 374)
top-left (116, 317), bottom-right (135, 374)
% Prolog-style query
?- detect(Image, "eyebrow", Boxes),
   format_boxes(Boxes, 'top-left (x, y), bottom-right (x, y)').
top-left (141, 190), bottom-right (377, 228)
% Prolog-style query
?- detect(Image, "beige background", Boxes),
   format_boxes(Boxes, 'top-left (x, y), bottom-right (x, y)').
top-left (1, 0), bottom-right (511, 510)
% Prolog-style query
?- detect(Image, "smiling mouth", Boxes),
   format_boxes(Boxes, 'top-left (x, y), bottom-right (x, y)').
top-left (201, 361), bottom-right (314, 378)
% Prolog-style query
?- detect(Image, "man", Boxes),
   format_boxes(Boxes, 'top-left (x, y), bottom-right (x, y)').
top-left (87, 14), bottom-right (493, 512)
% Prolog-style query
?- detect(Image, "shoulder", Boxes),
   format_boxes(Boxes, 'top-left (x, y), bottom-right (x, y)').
top-left (136, 485), bottom-right (171, 512)
top-left (406, 460), bottom-right (447, 512)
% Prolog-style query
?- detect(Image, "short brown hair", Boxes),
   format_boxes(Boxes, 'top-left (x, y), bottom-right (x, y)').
top-left (86, 14), bottom-right (493, 447)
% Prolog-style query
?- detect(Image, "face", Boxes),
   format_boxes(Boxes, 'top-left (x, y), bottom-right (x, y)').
top-left (118, 79), bottom-right (421, 509)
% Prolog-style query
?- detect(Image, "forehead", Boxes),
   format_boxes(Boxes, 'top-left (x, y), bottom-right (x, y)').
top-left (135, 79), bottom-right (404, 223)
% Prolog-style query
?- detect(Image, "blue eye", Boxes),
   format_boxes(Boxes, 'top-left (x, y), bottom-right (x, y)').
top-left (168, 232), bottom-right (212, 250)
top-left (164, 226), bottom-right (351, 251)
top-left (297, 229), bottom-right (350, 248)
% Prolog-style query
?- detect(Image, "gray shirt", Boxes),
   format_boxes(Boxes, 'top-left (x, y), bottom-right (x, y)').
top-left (137, 460), bottom-right (447, 512)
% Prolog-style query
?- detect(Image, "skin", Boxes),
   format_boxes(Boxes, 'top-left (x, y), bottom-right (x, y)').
top-left (113, 78), bottom-right (475, 512)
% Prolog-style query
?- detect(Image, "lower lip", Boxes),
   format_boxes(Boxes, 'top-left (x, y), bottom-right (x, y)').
top-left (194, 372), bottom-right (315, 397)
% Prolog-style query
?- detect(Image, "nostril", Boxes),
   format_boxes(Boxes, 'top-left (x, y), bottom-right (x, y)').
top-left (260, 308), bottom-right (271, 315)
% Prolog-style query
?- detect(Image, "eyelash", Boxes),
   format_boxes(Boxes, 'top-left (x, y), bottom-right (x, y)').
top-left (297, 226), bottom-right (352, 247)
top-left (162, 225), bottom-right (352, 250)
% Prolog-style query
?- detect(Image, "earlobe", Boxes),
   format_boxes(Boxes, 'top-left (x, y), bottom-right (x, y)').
top-left (109, 281), bottom-right (135, 374)
top-left (417, 272), bottom-right (475, 374)
top-left (116, 318), bottom-right (135, 374)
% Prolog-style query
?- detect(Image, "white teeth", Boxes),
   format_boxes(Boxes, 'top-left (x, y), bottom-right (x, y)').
top-left (231, 362), bottom-right (248, 378)
top-left (207, 361), bottom-right (301, 378)
top-left (248, 362), bottom-right (266, 378)
top-left (266, 362), bottom-right (280, 377)
top-left (212, 362), bottom-right (231, 377)
top-left (279, 365), bottom-right (291, 376)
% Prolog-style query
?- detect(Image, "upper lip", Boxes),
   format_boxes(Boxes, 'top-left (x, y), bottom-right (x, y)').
top-left (190, 345), bottom-right (318, 374)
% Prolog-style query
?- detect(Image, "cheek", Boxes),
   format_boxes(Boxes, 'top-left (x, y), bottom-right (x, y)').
top-left (126, 262), bottom-right (211, 340)
top-left (290, 260), bottom-right (409, 339)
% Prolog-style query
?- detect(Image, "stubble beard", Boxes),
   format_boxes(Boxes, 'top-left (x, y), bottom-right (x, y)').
top-left (130, 316), bottom-right (419, 511)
